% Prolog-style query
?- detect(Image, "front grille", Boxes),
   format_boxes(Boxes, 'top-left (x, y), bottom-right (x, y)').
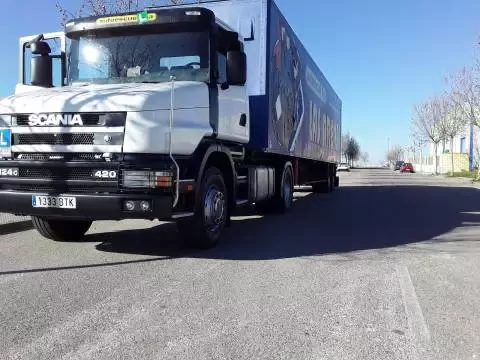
top-left (18, 168), bottom-right (100, 180)
top-left (14, 153), bottom-right (99, 161)
top-left (14, 113), bottom-right (102, 126)
top-left (14, 133), bottom-right (94, 145)
top-left (0, 163), bottom-right (120, 194)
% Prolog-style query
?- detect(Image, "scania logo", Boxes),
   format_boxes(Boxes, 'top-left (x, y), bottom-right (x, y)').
top-left (27, 113), bottom-right (83, 126)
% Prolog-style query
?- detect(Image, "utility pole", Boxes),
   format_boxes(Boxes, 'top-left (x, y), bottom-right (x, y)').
top-left (387, 137), bottom-right (390, 166)
top-left (469, 121), bottom-right (474, 172)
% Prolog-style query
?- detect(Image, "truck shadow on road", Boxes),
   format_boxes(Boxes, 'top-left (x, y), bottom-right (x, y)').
top-left (91, 185), bottom-right (480, 260)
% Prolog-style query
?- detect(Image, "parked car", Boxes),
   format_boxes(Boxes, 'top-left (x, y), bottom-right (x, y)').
top-left (394, 160), bottom-right (404, 171)
top-left (400, 162), bottom-right (414, 173)
top-left (337, 163), bottom-right (350, 172)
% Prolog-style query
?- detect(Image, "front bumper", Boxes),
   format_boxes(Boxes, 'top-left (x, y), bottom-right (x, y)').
top-left (0, 190), bottom-right (173, 220)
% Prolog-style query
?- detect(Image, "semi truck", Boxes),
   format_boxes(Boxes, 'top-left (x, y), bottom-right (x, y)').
top-left (0, 0), bottom-right (342, 249)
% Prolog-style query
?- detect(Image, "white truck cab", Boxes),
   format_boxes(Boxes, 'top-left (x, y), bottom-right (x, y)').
top-left (0, 7), bottom-right (253, 248)
top-left (0, 1), bottom-right (341, 248)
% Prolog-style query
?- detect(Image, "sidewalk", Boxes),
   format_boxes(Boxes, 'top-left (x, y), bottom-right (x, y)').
top-left (415, 171), bottom-right (480, 188)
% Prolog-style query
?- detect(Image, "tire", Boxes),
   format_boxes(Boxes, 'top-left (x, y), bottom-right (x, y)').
top-left (31, 216), bottom-right (92, 242)
top-left (256, 163), bottom-right (294, 214)
top-left (177, 166), bottom-right (227, 249)
top-left (276, 163), bottom-right (294, 213)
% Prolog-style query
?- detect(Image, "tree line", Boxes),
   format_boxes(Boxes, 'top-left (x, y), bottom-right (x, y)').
top-left (341, 133), bottom-right (367, 166)
top-left (408, 46), bottom-right (480, 175)
top-left (385, 145), bottom-right (404, 164)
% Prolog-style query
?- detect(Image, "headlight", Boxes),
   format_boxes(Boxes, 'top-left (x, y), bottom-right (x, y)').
top-left (0, 115), bottom-right (12, 127)
top-left (98, 112), bottom-right (126, 127)
top-left (122, 170), bottom-right (173, 188)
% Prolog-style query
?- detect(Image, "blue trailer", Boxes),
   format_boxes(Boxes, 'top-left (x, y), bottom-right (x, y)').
top-left (183, 0), bottom-right (342, 164)
top-left (0, 0), bottom-right (341, 247)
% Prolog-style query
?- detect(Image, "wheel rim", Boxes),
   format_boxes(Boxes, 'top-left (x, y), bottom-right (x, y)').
top-left (203, 185), bottom-right (226, 232)
top-left (283, 170), bottom-right (292, 208)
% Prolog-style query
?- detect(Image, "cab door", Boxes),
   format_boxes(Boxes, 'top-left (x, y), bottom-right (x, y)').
top-left (17, 32), bottom-right (66, 93)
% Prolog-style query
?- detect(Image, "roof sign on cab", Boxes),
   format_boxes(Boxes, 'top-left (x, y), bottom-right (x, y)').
top-left (96, 11), bottom-right (157, 25)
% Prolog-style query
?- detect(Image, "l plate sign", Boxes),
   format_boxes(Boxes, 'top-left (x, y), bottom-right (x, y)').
top-left (0, 128), bottom-right (11, 158)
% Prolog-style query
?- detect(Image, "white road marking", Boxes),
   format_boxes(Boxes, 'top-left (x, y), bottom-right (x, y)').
top-left (396, 265), bottom-right (433, 360)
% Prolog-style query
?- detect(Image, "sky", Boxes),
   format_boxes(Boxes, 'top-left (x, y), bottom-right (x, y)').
top-left (0, 0), bottom-right (479, 163)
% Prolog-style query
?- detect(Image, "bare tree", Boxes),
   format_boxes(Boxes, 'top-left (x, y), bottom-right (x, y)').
top-left (386, 145), bottom-right (403, 163)
top-left (446, 65), bottom-right (480, 176)
top-left (411, 95), bottom-right (447, 174)
top-left (410, 136), bottom-right (426, 170)
top-left (447, 65), bottom-right (480, 129)
top-left (341, 132), bottom-right (351, 163)
top-left (345, 137), bottom-right (360, 166)
top-left (438, 93), bottom-right (468, 175)
top-left (360, 151), bottom-right (369, 165)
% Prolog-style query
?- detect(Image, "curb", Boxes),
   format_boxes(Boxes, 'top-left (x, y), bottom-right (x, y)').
top-left (0, 213), bottom-right (32, 236)
top-left (0, 219), bottom-right (33, 236)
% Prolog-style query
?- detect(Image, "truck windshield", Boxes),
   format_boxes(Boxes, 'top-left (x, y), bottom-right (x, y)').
top-left (67, 31), bottom-right (210, 85)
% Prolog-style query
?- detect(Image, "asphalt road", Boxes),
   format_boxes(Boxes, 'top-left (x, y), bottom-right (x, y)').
top-left (1, 169), bottom-right (479, 360)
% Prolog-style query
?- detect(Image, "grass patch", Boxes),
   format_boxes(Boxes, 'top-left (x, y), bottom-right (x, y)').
top-left (448, 170), bottom-right (478, 178)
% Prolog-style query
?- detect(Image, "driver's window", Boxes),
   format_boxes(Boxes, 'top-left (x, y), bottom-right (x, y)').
top-left (23, 38), bottom-right (62, 87)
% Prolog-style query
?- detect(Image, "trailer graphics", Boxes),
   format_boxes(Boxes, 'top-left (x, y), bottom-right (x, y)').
top-left (269, 11), bottom-right (304, 153)
top-left (267, 2), bottom-right (341, 162)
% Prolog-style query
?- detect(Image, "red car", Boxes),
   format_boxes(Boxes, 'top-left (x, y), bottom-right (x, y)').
top-left (400, 162), bottom-right (414, 173)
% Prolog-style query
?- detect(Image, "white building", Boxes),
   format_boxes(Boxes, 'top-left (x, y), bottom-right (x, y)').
top-left (409, 123), bottom-right (480, 174)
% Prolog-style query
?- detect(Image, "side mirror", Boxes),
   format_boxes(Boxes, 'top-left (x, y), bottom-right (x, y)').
top-left (30, 41), bottom-right (53, 88)
top-left (30, 41), bottom-right (51, 56)
top-left (226, 51), bottom-right (246, 86)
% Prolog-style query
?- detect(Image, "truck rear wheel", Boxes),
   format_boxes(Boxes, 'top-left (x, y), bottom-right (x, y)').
top-left (177, 166), bottom-right (227, 249)
top-left (256, 163), bottom-right (293, 214)
top-left (31, 216), bottom-right (92, 242)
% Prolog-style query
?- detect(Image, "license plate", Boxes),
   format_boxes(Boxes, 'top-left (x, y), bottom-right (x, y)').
top-left (32, 195), bottom-right (76, 209)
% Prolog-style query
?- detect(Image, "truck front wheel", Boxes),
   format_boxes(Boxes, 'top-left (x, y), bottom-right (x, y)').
top-left (177, 166), bottom-right (227, 249)
top-left (31, 217), bottom-right (92, 242)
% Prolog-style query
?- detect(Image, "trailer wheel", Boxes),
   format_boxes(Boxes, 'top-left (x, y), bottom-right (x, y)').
top-left (177, 166), bottom-right (227, 249)
top-left (31, 216), bottom-right (92, 242)
top-left (278, 164), bottom-right (294, 212)
top-left (329, 174), bottom-right (335, 192)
